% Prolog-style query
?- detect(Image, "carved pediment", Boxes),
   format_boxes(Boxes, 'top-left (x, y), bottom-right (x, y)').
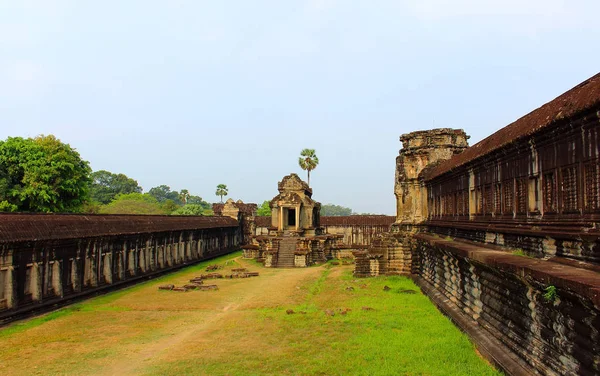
top-left (278, 173), bottom-right (311, 196)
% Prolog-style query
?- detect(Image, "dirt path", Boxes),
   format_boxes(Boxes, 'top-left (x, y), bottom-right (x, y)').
top-left (98, 258), bottom-right (324, 375)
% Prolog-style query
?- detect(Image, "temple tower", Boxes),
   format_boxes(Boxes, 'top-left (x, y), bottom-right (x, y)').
top-left (395, 128), bottom-right (469, 225)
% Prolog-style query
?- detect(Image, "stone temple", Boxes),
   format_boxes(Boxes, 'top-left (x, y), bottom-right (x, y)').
top-left (1, 72), bottom-right (600, 376)
top-left (242, 173), bottom-right (341, 267)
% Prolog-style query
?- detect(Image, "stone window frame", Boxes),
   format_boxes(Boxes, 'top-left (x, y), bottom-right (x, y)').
top-left (515, 178), bottom-right (528, 215)
top-left (483, 184), bottom-right (493, 216)
top-left (542, 170), bottom-right (557, 213)
top-left (493, 183), bottom-right (502, 215)
top-left (560, 164), bottom-right (580, 213)
top-left (583, 159), bottom-right (600, 212)
top-left (502, 179), bottom-right (515, 215)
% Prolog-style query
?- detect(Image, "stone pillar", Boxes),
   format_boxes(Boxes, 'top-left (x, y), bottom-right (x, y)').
top-left (71, 258), bottom-right (81, 292)
top-left (52, 261), bottom-right (63, 297)
top-left (5, 254), bottom-right (15, 308)
top-left (295, 205), bottom-right (300, 231)
top-left (31, 262), bottom-right (42, 302)
top-left (103, 253), bottom-right (112, 284)
top-left (279, 206), bottom-right (283, 231)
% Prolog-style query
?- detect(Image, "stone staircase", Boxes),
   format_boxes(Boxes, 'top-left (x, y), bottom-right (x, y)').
top-left (277, 237), bottom-right (297, 268)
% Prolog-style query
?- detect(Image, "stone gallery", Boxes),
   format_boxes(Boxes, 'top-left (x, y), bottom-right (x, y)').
top-left (1, 72), bottom-right (600, 375)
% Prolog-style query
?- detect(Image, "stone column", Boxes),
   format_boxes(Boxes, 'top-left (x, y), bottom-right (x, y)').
top-left (279, 206), bottom-right (283, 231)
top-left (103, 253), bottom-right (112, 284)
top-left (4, 251), bottom-right (15, 308)
top-left (52, 261), bottom-right (63, 297)
top-left (31, 262), bottom-right (42, 302)
top-left (295, 206), bottom-right (300, 231)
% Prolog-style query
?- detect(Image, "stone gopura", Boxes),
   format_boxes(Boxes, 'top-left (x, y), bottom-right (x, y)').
top-left (243, 173), bottom-right (341, 267)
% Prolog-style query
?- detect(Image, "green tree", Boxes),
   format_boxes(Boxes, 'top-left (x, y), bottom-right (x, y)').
top-left (320, 204), bottom-right (353, 216)
top-left (179, 189), bottom-right (190, 205)
top-left (161, 199), bottom-right (179, 214)
top-left (172, 204), bottom-right (213, 216)
top-left (89, 170), bottom-right (142, 204)
top-left (148, 185), bottom-right (182, 205)
top-left (298, 148), bottom-right (319, 186)
top-left (99, 193), bottom-right (165, 215)
top-left (187, 195), bottom-right (211, 211)
top-left (215, 184), bottom-right (228, 203)
top-left (257, 200), bottom-right (271, 216)
top-left (0, 135), bottom-right (91, 212)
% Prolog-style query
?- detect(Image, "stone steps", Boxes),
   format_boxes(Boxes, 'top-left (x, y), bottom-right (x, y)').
top-left (277, 238), bottom-right (297, 268)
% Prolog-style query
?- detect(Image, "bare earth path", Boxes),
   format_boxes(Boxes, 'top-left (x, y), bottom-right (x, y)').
top-left (100, 260), bottom-right (322, 376)
top-left (0, 255), bottom-right (323, 376)
top-left (0, 252), bottom-right (500, 376)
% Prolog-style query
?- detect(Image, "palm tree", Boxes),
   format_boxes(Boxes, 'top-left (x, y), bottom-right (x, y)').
top-left (298, 148), bottom-right (319, 186)
top-left (179, 189), bottom-right (190, 205)
top-left (215, 184), bottom-right (228, 203)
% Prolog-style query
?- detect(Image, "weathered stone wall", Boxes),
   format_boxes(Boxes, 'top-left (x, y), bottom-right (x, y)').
top-left (359, 73), bottom-right (600, 374)
top-left (413, 234), bottom-right (600, 376)
top-left (255, 215), bottom-right (395, 250)
top-left (0, 214), bottom-right (242, 322)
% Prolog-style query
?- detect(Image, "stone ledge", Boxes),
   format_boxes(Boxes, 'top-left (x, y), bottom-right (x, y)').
top-left (414, 233), bottom-right (600, 309)
top-left (413, 276), bottom-right (534, 376)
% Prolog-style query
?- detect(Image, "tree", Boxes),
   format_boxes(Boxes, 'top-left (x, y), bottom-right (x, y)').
top-left (298, 148), bottom-right (319, 186)
top-left (148, 185), bottom-right (181, 204)
top-left (0, 135), bottom-right (91, 212)
top-left (215, 184), bottom-right (228, 203)
top-left (172, 204), bottom-right (213, 216)
top-left (256, 200), bottom-right (271, 216)
top-left (320, 204), bottom-right (353, 216)
top-left (89, 170), bottom-right (142, 204)
top-left (179, 189), bottom-right (190, 205)
top-left (99, 193), bottom-right (166, 215)
top-left (161, 199), bottom-right (179, 214)
top-left (186, 195), bottom-right (211, 211)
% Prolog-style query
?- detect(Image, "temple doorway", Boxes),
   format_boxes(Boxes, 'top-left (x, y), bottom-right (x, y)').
top-left (287, 208), bottom-right (296, 228)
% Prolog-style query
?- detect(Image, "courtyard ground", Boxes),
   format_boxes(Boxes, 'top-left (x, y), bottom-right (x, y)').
top-left (0, 252), bottom-right (500, 376)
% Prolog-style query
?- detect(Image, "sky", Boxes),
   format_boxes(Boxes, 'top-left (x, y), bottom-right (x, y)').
top-left (1, 1), bottom-right (599, 215)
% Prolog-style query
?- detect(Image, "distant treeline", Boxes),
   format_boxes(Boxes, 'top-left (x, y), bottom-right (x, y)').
top-left (0, 135), bottom-right (212, 215)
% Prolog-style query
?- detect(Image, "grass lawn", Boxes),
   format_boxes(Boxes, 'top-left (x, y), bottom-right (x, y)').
top-left (0, 252), bottom-right (501, 376)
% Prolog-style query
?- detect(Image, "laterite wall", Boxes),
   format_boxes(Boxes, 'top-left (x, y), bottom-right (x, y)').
top-left (0, 214), bottom-right (241, 322)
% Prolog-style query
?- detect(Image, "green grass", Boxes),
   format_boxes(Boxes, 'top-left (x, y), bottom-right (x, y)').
top-left (146, 269), bottom-right (501, 376)
top-left (1, 254), bottom-right (501, 376)
top-left (511, 249), bottom-right (534, 258)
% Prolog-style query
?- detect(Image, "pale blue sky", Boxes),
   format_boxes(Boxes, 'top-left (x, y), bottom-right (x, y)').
top-left (1, 1), bottom-right (599, 214)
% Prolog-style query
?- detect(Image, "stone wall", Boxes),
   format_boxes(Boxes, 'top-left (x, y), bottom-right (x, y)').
top-left (0, 214), bottom-right (242, 322)
top-left (255, 215), bottom-right (395, 252)
top-left (357, 72), bottom-right (600, 374)
top-left (412, 234), bottom-right (600, 375)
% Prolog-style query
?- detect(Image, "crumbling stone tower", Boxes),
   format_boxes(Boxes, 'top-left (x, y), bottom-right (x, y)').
top-left (355, 128), bottom-right (469, 277)
top-left (395, 129), bottom-right (469, 226)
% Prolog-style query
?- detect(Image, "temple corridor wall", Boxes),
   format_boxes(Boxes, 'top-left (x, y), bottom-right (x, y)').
top-left (412, 234), bottom-right (600, 376)
top-left (423, 106), bottom-right (600, 264)
top-left (254, 215), bottom-right (395, 248)
top-left (0, 214), bottom-right (241, 322)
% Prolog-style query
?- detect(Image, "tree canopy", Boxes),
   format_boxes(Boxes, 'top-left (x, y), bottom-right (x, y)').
top-left (256, 200), bottom-right (271, 216)
top-left (89, 170), bottom-right (142, 204)
top-left (172, 204), bottom-right (213, 216)
top-left (0, 135), bottom-right (91, 212)
top-left (99, 193), bottom-right (167, 215)
top-left (148, 185), bottom-right (182, 205)
top-left (298, 148), bottom-right (319, 186)
top-left (215, 184), bottom-right (228, 203)
top-left (320, 204), bottom-right (353, 216)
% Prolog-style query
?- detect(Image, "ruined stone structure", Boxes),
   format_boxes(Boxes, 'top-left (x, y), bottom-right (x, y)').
top-left (243, 174), bottom-right (341, 267)
top-left (213, 199), bottom-right (257, 245)
top-left (357, 72), bottom-right (600, 375)
top-left (0, 214), bottom-right (242, 323)
top-left (255, 215), bottom-right (395, 258)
